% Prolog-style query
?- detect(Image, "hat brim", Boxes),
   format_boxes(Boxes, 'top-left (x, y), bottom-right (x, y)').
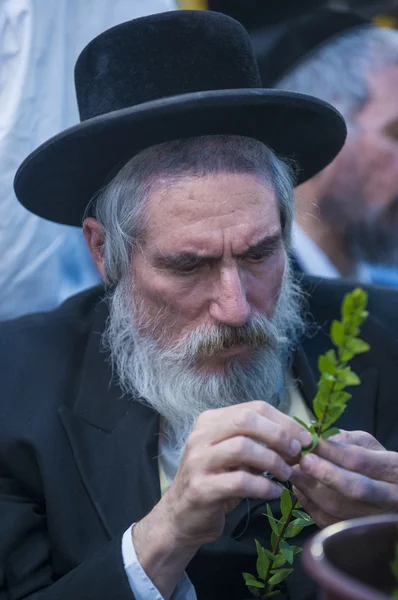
top-left (14, 89), bottom-right (346, 226)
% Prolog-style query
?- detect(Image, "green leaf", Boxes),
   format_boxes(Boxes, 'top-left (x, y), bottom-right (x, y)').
top-left (255, 540), bottom-right (269, 580)
top-left (392, 588), bottom-right (398, 600)
top-left (291, 546), bottom-right (303, 555)
top-left (264, 591), bottom-right (280, 598)
top-left (319, 403), bottom-right (346, 431)
top-left (342, 291), bottom-right (355, 320)
top-left (319, 373), bottom-right (335, 387)
top-left (301, 430), bottom-right (319, 455)
top-left (313, 396), bottom-right (326, 422)
top-left (321, 416), bottom-right (345, 433)
top-left (293, 416), bottom-right (311, 431)
top-left (292, 510), bottom-right (312, 522)
top-left (337, 368), bottom-right (360, 387)
top-left (318, 353), bottom-right (336, 375)
top-left (331, 320), bottom-right (345, 346)
top-left (325, 349), bottom-right (337, 363)
top-left (266, 504), bottom-right (280, 536)
top-left (351, 287), bottom-right (368, 310)
top-left (339, 348), bottom-right (355, 362)
top-left (263, 549), bottom-right (276, 561)
top-left (280, 540), bottom-right (294, 564)
top-left (272, 554), bottom-right (287, 568)
top-left (313, 380), bottom-right (338, 421)
top-left (280, 487), bottom-right (293, 519)
top-left (321, 427), bottom-right (340, 439)
top-left (285, 519), bottom-right (304, 538)
top-left (293, 517), bottom-right (314, 528)
top-left (268, 568), bottom-right (294, 586)
top-left (323, 372), bottom-right (336, 382)
top-left (243, 573), bottom-right (265, 589)
top-left (346, 338), bottom-right (370, 355)
top-left (330, 390), bottom-right (351, 404)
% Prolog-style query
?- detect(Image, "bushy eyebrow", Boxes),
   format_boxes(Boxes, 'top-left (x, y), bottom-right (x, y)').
top-left (153, 233), bottom-right (282, 270)
top-left (241, 233), bottom-right (282, 258)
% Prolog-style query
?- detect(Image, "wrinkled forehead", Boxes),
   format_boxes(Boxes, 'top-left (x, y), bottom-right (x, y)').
top-left (142, 171), bottom-right (280, 251)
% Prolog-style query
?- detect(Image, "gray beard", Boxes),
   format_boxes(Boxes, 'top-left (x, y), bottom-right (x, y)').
top-left (321, 194), bottom-right (398, 268)
top-left (103, 266), bottom-right (306, 454)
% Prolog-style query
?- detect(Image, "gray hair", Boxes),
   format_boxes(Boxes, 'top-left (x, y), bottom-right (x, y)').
top-left (89, 135), bottom-right (295, 284)
top-left (276, 25), bottom-right (398, 126)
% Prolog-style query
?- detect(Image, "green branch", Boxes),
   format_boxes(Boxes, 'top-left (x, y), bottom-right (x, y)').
top-left (243, 288), bottom-right (370, 599)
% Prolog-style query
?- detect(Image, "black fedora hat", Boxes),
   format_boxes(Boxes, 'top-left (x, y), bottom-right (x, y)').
top-left (207, 0), bottom-right (324, 28)
top-left (207, 1), bottom-right (368, 86)
top-left (14, 10), bottom-right (347, 226)
top-left (252, 9), bottom-right (369, 86)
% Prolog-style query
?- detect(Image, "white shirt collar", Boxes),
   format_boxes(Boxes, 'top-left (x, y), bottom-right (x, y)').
top-left (292, 223), bottom-right (372, 283)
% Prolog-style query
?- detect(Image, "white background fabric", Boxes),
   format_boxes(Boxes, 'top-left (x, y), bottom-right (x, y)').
top-left (0, 0), bottom-right (176, 319)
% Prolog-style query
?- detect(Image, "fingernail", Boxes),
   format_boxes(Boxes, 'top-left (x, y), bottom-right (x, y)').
top-left (289, 438), bottom-right (301, 456)
top-left (300, 430), bottom-right (313, 447)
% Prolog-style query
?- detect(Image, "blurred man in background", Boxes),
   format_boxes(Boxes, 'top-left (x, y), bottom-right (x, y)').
top-left (0, 0), bottom-right (175, 319)
top-left (207, 0), bottom-right (398, 285)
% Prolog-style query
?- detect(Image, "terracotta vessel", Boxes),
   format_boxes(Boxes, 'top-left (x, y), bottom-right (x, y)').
top-left (303, 514), bottom-right (398, 600)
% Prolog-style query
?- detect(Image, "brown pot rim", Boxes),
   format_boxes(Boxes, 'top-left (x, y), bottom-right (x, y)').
top-left (302, 514), bottom-right (398, 600)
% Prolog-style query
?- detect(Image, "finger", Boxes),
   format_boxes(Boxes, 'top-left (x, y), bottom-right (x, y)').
top-left (293, 487), bottom-right (337, 529)
top-left (325, 429), bottom-right (385, 451)
top-left (192, 401), bottom-right (313, 457)
top-left (205, 469), bottom-right (283, 503)
top-left (292, 468), bottom-right (381, 521)
top-left (314, 439), bottom-right (398, 483)
top-left (206, 436), bottom-right (292, 481)
top-left (299, 453), bottom-right (398, 509)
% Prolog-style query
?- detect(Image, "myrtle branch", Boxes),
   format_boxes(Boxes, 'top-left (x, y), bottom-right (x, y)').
top-left (243, 288), bottom-right (370, 599)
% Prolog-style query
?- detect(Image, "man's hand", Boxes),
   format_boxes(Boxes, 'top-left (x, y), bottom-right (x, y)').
top-left (132, 401), bottom-right (312, 599)
top-left (291, 430), bottom-right (398, 529)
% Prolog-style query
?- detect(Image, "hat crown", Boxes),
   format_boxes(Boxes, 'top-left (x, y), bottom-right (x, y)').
top-left (74, 10), bottom-right (262, 121)
top-left (208, 0), bottom-right (325, 29)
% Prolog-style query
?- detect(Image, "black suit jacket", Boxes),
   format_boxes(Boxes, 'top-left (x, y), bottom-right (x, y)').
top-left (1, 278), bottom-right (398, 600)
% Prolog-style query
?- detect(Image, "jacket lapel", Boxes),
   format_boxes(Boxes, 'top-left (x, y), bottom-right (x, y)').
top-left (59, 298), bottom-right (161, 539)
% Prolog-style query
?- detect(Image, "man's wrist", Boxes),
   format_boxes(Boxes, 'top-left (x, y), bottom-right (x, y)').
top-left (132, 508), bottom-right (198, 600)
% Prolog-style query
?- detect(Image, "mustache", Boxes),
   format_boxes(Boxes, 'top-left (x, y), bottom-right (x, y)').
top-left (167, 313), bottom-right (282, 362)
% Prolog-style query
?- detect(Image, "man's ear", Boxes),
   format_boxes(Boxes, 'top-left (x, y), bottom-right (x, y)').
top-left (83, 218), bottom-right (109, 283)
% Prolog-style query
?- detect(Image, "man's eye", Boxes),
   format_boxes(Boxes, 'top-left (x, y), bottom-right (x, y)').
top-left (174, 263), bottom-right (201, 275)
top-left (245, 251), bottom-right (269, 262)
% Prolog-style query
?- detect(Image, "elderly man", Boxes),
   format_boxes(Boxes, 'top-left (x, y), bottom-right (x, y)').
top-left (208, 0), bottom-right (398, 284)
top-left (2, 9), bottom-right (398, 600)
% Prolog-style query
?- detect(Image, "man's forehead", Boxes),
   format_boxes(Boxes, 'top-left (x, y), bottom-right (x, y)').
top-left (144, 172), bottom-right (279, 242)
top-left (358, 65), bottom-right (398, 128)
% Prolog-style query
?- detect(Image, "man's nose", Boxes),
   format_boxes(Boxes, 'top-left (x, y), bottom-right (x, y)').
top-left (209, 265), bottom-right (250, 327)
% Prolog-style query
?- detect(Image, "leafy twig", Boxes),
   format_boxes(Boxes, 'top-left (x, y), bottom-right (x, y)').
top-left (243, 288), bottom-right (370, 598)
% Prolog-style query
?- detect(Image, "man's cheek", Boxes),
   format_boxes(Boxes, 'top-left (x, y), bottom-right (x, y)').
top-left (362, 144), bottom-right (398, 211)
top-left (250, 255), bottom-right (285, 317)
